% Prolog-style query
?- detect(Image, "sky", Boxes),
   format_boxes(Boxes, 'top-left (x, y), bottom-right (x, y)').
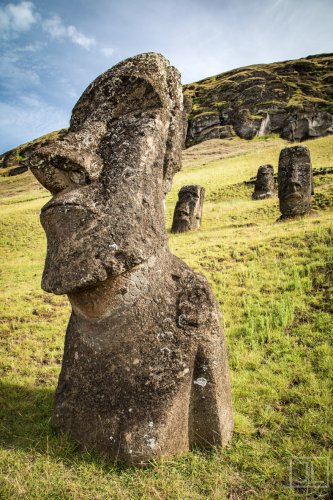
top-left (0, 0), bottom-right (332, 153)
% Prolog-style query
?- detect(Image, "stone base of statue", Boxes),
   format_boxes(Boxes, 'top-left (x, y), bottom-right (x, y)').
top-left (52, 251), bottom-right (233, 465)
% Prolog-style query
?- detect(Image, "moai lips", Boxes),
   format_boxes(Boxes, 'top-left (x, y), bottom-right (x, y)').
top-left (252, 164), bottom-right (275, 200)
top-left (278, 145), bottom-right (313, 219)
top-left (27, 53), bottom-right (233, 465)
top-left (171, 184), bottom-right (205, 233)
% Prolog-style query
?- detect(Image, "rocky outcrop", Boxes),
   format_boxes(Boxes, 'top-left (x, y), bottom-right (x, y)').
top-left (0, 130), bottom-right (66, 175)
top-left (184, 53), bottom-right (333, 147)
top-left (2, 53), bottom-right (333, 171)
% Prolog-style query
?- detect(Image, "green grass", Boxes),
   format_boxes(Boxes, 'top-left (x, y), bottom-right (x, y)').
top-left (1, 135), bottom-right (333, 498)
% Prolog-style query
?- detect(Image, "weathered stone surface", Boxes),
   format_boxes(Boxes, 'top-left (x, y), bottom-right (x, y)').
top-left (27, 53), bottom-right (233, 465)
top-left (7, 165), bottom-right (28, 176)
top-left (182, 94), bottom-right (192, 147)
top-left (184, 53), bottom-right (333, 147)
top-left (186, 113), bottom-right (220, 143)
top-left (278, 145), bottom-right (313, 218)
top-left (281, 108), bottom-right (333, 142)
top-left (252, 164), bottom-right (275, 200)
top-left (188, 124), bottom-right (235, 143)
top-left (0, 130), bottom-right (66, 171)
top-left (172, 185), bottom-right (205, 233)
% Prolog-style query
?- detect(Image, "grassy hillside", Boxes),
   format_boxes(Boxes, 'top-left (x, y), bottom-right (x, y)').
top-left (184, 53), bottom-right (333, 145)
top-left (184, 54), bottom-right (333, 119)
top-left (0, 130), bottom-right (66, 173)
top-left (0, 135), bottom-right (332, 498)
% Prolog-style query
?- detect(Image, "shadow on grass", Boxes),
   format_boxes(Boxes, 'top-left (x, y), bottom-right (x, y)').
top-left (0, 382), bottom-right (129, 472)
top-left (0, 381), bottom-right (57, 452)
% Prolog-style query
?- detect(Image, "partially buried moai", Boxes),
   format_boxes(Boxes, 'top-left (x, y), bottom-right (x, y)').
top-left (278, 145), bottom-right (313, 219)
top-left (171, 184), bottom-right (205, 233)
top-left (27, 53), bottom-right (233, 465)
top-left (252, 164), bottom-right (275, 200)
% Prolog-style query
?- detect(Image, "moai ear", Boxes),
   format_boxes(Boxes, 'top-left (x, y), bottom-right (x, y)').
top-left (162, 67), bottom-right (183, 194)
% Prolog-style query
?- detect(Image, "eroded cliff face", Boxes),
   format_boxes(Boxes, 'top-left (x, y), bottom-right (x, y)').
top-left (184, 53), bottom-right (333, 147)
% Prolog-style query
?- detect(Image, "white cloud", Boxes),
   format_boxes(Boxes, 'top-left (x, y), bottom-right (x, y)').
top-left (42, 15), bottom-right (95, 49)
top-left (0, 2), bottom-right (100, 50)
top-left (42, 15), bottom-right (66, 39)
top-left (67, 25), bottom-right (95, 49)
top-left (100, 47), bottom-right (115, 57)
top-left (0, 1), bottom-right (38, 38)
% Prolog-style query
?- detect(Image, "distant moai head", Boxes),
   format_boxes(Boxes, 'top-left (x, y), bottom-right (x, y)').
top-left (252, 164), bottom-right (275, 200)
top-left (278, 145), bottom-right (312, 218)
top-left (171, 184), bottom-right (205, 233)
top-left (27, 53), bottom-right (183, 294)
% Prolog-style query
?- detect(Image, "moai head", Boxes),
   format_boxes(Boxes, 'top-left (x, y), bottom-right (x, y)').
top-left (171, 184), bottom-right (205, 233)
top-left (252, 164), bottom-right (275, 200)
top-left (27, 53), bottom-right (183, 295)
top-left (278, 145), bottom-right (312, 218)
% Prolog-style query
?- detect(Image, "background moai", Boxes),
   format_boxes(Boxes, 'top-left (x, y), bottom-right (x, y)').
top-left (252, 164), bottom-right (275, 200)
top-left (278, 145), bottom-right (313, 219)
top-left (27, 53), bottom-right (233, 465)
top-left (171, 184), bottom-right (205, 233)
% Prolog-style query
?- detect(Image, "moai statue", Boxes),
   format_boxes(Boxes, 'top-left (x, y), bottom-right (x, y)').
top-left (27, 53), bottom-right (233, 465)
top-left (171, 185), bottom-right (205, 233)
top-left (278, 145), bottom-right (313, 219)
top-left (252, 164), bottom-right (275, 200)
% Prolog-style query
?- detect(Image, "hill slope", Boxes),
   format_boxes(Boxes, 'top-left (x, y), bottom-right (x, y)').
top-left (0, 135), bottom-right (332, 498)
top-left (184, 53), bottom-right (333, 146)
top-left (2, 53), bottom-right (333, 175)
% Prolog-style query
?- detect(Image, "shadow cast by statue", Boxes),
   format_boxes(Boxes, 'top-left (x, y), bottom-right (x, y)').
top-left (0, 381), bottom-right (224, 471)
top-left (0, 381), bottom-right (204, 470)
top-left (0, 381), bottom-right (57, 453)
top-left (0, 381), bottom-right (136, 471)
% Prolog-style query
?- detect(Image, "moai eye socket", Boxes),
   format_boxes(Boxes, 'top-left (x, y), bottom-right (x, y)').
top-left (68, 170), bottom-right (91, 186)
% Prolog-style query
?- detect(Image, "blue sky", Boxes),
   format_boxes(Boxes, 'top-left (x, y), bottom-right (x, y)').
top-left (0, 0), bottom-right (332, 153)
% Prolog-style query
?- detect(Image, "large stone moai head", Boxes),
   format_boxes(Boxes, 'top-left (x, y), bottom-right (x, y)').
top-left (278, 145), bottom-right (312, 218)
top-left (171, 185), bottom-right (205, 233)
top-left (28, 53), bottom-right (183, 295)
top-left (252, 164), bottom-right (275, 200)
top-left (27, 54), bottom-right (233, 465)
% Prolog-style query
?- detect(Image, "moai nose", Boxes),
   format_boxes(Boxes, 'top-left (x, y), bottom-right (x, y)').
top-left (180, 201), bottom-right (190, 215)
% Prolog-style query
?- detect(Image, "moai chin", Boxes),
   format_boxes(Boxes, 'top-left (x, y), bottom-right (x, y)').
top-left (252, 164), bottom-right (275, 200)
top-left (278, 145), bottom-right (313, 219)
top-left (27, 53), bottom-right (233, 465)
top-left (171, 184), bottom-right (205, 233)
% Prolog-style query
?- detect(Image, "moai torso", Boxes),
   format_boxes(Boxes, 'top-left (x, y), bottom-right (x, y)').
top-left (171, 185), bottom-right (205, 233)
top-left (278, 145), bottom-right (312, 219)
top-left (252, 164), bottom-right (275, 200)
top-left (27, 53), bottom-right (233, 465)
